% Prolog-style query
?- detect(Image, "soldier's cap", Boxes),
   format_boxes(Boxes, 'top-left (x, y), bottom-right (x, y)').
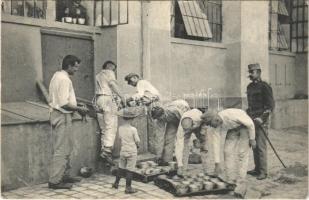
top-left (248, 63), bottom-right (261, 71)
top-left (124, 73), bottom-right (139, 83)
top-left (181, 117), bottom-right (194, 129)
top-left (117, 106), bottom-right (144, 118)
top-left (200, 110), bottom-right (218, 125)
top-left (151, 106), bottom-right (165, 119)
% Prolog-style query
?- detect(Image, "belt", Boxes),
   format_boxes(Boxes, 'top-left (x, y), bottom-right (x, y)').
top-left (96, 94), bottom-right (112, 97)
top-left (229, 125), bottom-right (245, 132)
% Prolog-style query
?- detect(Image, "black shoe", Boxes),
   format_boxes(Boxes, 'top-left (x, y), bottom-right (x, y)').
top-left (234, 192), bottom-right (245, 199)
top-left (112, 183), bottom-right (119, 189)
top-left (63, 176), bottom-right (82, 183)
top-left (158, 160), bottom-right (169, 166)
top-left (227, 183), bottom-right (237, 190)
top-left (247, 169), bottom-right (259, 176)
top-left (125, 187), bottom-right (137, 194)
top-left (256, 173), bottom-right (267, 180)
top-left (48, 182), bottom-right (73, 189)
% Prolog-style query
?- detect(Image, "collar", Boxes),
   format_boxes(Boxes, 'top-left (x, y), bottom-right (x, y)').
top-left (61, 70), bottom-right (70, 78)
top-left (253, 78), bottom-right (262, 83)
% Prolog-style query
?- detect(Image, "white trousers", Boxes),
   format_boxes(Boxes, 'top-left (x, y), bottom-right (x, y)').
top-left (224, 127), bottom-right (250, 196)
top-left (96, 95), bottom-right (118, 150)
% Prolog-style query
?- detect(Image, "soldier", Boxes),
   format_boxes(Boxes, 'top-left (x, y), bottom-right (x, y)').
top-left (150, 99), bottom-right (190, 165)
top-left (95, 61), bottom-right (126, 164)
top-left (246, 63), bottom-right (275, 180)
top-left (201, 109), bottom-right (256, 198)
top-left (124, 73), bottom-right (160, 106)
top-left (174, 109), bottom-right (209, 176)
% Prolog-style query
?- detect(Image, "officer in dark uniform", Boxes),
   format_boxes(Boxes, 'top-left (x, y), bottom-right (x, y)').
top-left (246, 63), bottom-right (275, 180)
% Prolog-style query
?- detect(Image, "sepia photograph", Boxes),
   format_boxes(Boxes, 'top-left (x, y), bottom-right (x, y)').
top-left (0, 0), bottom-right (308, 199)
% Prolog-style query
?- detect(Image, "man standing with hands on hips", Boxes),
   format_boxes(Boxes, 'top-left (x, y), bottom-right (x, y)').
top-left (246, 63), bottom-right (275, 180)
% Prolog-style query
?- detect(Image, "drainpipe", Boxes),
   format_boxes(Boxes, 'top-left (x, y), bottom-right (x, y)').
top-left (141, 0), bottom-right (151, 80)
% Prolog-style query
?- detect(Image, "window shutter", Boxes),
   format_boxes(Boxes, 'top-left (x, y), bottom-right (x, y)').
top-left (177, 0), bottom-right (212, 38)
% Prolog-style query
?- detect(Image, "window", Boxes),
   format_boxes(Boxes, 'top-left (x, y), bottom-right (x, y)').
top-left (94, 0), bottom-right (128, 27)
top-left (2, 0), bottom-right (128, 27)
top-left (290, 0), bottom-right (308, 52)
top-left (269, 0), bottom-right (290, 51)
top-left (1, 0), bottom-right (47, 19)
top-left (171, 0), bottom-right (222, 42)
top-left (199, 0), bottom-right (222, 42)
top-left (56, 0), bottom-right (128, 26)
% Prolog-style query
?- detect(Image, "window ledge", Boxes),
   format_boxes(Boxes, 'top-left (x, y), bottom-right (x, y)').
top-left (269, 50), bottom-right (296, 57)
top-left (1, 14), bottom-right (104, 35)
top-left (171, 37), bottom-right (226, 49)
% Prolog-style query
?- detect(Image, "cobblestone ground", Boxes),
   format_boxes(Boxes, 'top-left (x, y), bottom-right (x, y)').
top-left (0, 172), bottom-right (224, 199)
top-left (2, 126), bottom-right (308, 199)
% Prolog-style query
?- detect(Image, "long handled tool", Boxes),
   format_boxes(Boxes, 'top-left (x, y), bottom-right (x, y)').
top-left (257, 124), bottom-right (287, 168)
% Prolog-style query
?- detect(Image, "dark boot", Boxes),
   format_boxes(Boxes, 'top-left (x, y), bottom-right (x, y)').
top-left (247, 169), bottom-right (260, 176)
top-left (112, 169), bottom-right (122, 189)
top-left (125, 171), bottom-right (137, 194)
top-left (48, 182), bottom-right (73, 189)
top-left (256, 173), bottom-right (267, 180)
top-left (63, 176), bottom-right (82, 183)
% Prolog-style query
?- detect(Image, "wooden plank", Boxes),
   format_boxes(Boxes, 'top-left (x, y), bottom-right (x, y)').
top-left (36, 80), bottom-right (50, 104)
top-left (178, 0), bottom-right (193, 35)
top-left (1, 110), bottom-right (34, 125)
top-left (26, 101), bottom-right (49, 109)
top-left (198, 18), bottom-right (207, 37)
top-left (183, 1), bottom-right (198, 36)
top-left (2, 102), bottom-right (49, 122)
top-left (204, 19), bottom-right (213, 38)
top-left (188, 1), bottom-right (203, 37)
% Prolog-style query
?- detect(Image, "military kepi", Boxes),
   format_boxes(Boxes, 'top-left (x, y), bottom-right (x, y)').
top-left (248, 63), bottom-right (261, 71)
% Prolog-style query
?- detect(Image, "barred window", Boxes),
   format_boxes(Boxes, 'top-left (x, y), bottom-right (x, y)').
top-left (2, 0), bottom-right (128, 27)
top-left (2, 0), bottom-right (47, 19)
top-left (171, 0), bottom-right (222, 42)
top-left (56, 0), bottom-right (128, 26)
top-left (94, 0), bottom-right (128, 27)
top-left (269, 0), bottom-right (290, 51)
top-left (199, 0), bottom-right (222, 42)
top-left (291, 0), bottom-right (308, 52)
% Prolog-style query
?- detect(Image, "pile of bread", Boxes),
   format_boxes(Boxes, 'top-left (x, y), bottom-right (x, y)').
top-left (134, 161), bottom-right (176, 175)
top-left (158, 172), bottom-right (227, 195)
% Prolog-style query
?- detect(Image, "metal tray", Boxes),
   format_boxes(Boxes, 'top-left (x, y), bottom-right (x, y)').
top-left (154, 174), bottom-right (233, 197)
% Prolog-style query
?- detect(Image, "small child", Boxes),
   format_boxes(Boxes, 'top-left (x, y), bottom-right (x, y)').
top-left (112, 108), bottom-right (141, 194)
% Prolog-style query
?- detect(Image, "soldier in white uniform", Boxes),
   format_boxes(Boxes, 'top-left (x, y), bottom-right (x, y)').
top-left (201, 108), bottom-right (256, 198)
top-left (95, 61), bottom-right (125, 163)
top-left (124, 73), bottom-right (160, 106)
top-left (150, 100), bottom-right (190, 165)
top-left (174, 109), bottom-right (209, 176)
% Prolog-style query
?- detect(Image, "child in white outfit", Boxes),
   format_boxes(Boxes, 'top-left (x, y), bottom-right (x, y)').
top-left (112, 108), bottom-right (141, 194)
